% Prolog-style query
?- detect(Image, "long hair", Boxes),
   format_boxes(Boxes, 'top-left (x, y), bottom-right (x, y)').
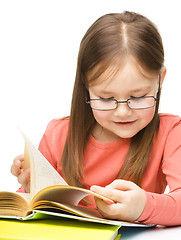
top-left (61, 11), bottom-right (164, 187)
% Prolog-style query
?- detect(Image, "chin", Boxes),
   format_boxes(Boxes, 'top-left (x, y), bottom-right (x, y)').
top-left (115, 130), bottom-right (140, 139)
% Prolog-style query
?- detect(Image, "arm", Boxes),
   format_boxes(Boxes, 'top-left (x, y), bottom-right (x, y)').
top-left (137, 190), bottom-right (181, 225)
top-left (91, 180), bottom-right (181, 226)
top-left (138, 120), bottom-right (181, 226)
top-left (91, 119), bottom-right (181, 226)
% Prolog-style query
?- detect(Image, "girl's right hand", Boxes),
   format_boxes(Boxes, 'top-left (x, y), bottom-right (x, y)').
top-left (10, 154), bottom-right (30, 193)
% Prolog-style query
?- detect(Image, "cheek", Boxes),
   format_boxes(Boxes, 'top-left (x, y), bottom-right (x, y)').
top-left (92, 110), bottom-right (111, 123)
top-left (137, 108), bottom-right (155, 124)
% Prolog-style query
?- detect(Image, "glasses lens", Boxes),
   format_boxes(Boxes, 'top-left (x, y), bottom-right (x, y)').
top-left (90, 99), bottom-right (117, 110)
top-left (128, 97), bottom-right (155, 109)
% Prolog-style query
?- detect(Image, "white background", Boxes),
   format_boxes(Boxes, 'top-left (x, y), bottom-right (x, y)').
top-left (0, 0), bottom-right (181, 192)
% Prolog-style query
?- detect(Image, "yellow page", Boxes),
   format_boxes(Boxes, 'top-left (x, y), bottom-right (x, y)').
top-left (18, 192), bottom-right (31, 203)
top-left (23, 144), bottom-right (30, 171)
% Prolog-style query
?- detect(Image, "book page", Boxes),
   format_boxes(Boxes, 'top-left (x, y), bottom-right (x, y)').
top-left (30, 185), bottom-right (112, 208)
top-left (0, 191), bottom-right (29, 218)
top-left (17, 192), bottom-right (31, 203)
top-left (22, 132), bottom-right (68, 200)
top-left (23, 144), bottom-right (30, 171)
top-left (21, 131), bottom-right (113, 207)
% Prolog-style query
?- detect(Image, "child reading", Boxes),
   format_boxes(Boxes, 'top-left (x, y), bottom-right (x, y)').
top-left (11, 11), bottom-right (181, 226)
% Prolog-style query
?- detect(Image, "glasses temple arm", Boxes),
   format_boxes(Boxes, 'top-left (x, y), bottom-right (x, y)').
top-left (156, 74), bottom-right (161, 100)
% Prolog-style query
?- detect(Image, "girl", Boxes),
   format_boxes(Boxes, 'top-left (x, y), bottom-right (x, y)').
top-left (11, 11), bottom-right (181, 226)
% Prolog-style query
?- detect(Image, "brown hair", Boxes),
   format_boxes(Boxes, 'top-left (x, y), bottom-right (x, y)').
top-left (61, 11), bottom-right (164, 187)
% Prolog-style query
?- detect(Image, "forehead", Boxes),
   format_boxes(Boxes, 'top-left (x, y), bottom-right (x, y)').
top-left (87, 57), bottom-right (157, 93)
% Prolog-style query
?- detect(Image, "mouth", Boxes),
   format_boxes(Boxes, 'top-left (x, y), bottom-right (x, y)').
top-left (114, 120), bottom-right (137, 127)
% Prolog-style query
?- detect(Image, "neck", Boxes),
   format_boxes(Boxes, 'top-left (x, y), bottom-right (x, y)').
top-left (92, 123), bottom-right (122, 143)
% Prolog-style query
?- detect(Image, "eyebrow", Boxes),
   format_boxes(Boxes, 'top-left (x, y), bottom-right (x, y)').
top-left (130, 86), bottom-right (152, 93)
top-left (100, 86), bottom-right (152, 95)
top-left (99, 90), bottom-right (114, 95)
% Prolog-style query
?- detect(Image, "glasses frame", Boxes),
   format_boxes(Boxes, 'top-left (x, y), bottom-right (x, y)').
top-left (86, 74), bottom-right (161, 111)
top-left (86, 96), bottom-right (158, 111)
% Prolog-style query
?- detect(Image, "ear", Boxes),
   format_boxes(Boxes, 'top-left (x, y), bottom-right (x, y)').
top-left (160, 66), bottom-right (167, 86)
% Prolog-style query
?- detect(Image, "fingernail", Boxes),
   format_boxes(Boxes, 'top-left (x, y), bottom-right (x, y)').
top-left (15, 160), bottom-right (20, 166)
top-left (90, 185), bottom-right (96, 191)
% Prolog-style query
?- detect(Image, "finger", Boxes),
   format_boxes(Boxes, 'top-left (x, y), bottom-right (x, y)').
top-left (106, 179), bottom-right (138, 191)
top-left (11, 159), bottom-right (23, 176)
top-left (11, 155), bottom-right (24, 176)
top-left (95, 197), bottom-right (138, 222)
top-left (91, 185), bottom-right (125, 203)
top-left (17, 168), bottom-right (30, 186)
top-left (95, 198), bottom-right (122, 220)
top-left (14, 154), bottom-right (24, 162)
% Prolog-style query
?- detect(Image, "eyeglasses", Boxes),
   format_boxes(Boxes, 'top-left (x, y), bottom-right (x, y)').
top-left (86, 96), bottom-right (158, 111)
top-left (86, 74), bottom-right (161, 111)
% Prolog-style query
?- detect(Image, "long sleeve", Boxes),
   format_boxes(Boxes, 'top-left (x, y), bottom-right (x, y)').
top-left (138, 191), bottom-right (181, 226)
top-left (138, 117), bottom-right (181, 226)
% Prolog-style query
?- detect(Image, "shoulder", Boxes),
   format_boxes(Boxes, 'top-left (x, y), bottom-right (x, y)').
top-left (159, 113), bottom-right (181, 129)
top-left (43, 117), bottom-right (70, 142)
top-left (46, 117), bottom-right (69, 132)
top-left (38, 117), bottom-right (70, 169)
top-left (39, 117), bottom-right (70, 154)
top-left (158, 113), bottom-right (181, 141)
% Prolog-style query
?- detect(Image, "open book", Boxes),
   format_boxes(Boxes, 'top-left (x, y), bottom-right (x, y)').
top-left (0, 132), bottom-right (150, 227)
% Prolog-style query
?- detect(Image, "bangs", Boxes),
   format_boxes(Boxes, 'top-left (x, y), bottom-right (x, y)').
top-left (85, 54), bottom-right (159, 90)
top-left (85, 55), bottom-right (126, 87)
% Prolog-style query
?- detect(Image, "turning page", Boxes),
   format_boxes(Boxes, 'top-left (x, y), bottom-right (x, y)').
top-left (22, 132), bottom-right (68, 199)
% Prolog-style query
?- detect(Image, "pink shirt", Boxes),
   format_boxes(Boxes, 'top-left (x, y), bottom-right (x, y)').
top-left (19, 114), bottom-right (181, 226)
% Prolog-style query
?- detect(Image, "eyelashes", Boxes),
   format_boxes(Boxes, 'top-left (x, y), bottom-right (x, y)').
top-left (99, 94), bottom-right (147, 100)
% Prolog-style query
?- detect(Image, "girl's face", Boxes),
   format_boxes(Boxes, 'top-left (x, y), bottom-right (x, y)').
top-left (88, 58), bottom-right (159, 142)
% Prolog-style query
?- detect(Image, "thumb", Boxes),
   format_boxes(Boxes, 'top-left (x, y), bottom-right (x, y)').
top-left (106, 179), bottom-right (138, 191)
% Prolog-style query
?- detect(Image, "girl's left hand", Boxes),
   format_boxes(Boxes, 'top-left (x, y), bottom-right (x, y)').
top-left (90, 179), bottom-right (146, 222)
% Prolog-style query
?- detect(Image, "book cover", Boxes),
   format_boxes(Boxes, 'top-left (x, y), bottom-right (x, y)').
top-left (0, 214), bottom-right (120, 240)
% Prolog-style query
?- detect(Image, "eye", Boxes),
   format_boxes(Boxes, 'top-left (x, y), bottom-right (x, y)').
top-left (130, 95), bottom-right (146, 99)
top-left (99, 96), bottom-right (114, 100)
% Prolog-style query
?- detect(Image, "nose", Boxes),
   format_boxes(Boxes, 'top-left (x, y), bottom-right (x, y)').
top-left (114, 101), bottom-right (132, 117)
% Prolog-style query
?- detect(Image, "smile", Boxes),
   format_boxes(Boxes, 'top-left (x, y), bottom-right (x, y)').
top-left (114, 120), bottom-right (137, 127)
